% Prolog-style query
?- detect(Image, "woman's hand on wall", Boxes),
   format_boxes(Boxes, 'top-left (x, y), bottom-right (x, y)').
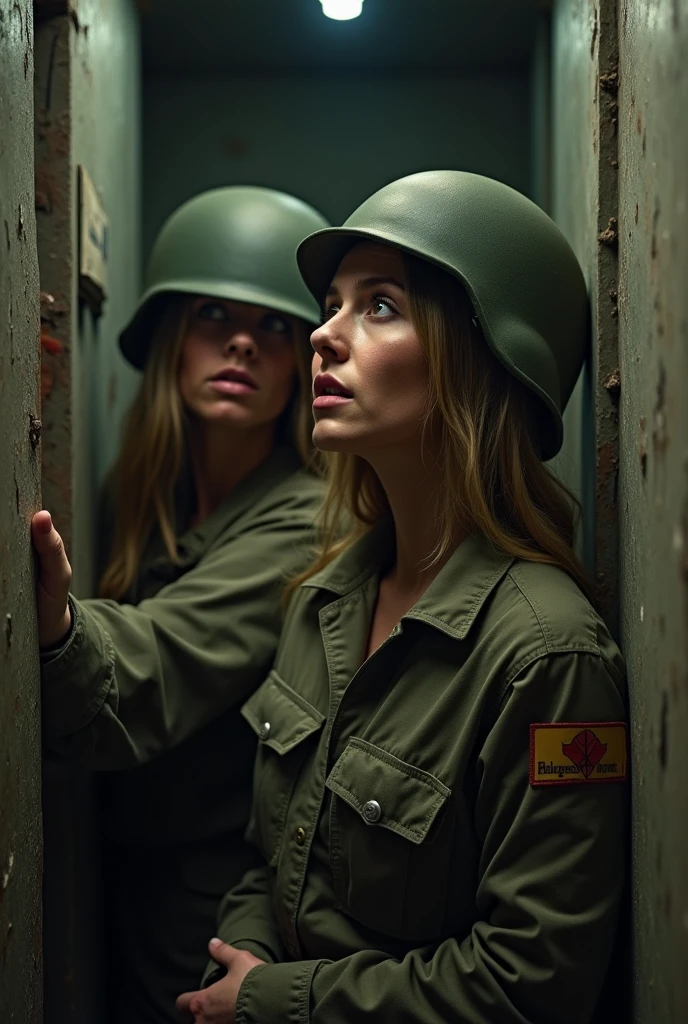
top-left (176, 939), bottom-right (265, 1023)
top-left (31, 511), bottom-right (73, 648)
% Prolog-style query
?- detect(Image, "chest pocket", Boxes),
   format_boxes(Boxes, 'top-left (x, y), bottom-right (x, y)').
top-left (325, 737), bottom-right (454, 942)
top-left (241, 671), bottom-right (324, 866)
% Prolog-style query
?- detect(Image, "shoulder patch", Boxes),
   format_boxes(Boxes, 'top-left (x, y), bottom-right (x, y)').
top-left (530, 722), bottom-right (627, 786)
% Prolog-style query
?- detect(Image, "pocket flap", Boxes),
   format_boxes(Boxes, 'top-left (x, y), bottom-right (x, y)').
top-left (241, 670), bottom-right (324, 755)
top-left (325, 737), bottom-right (451, 844)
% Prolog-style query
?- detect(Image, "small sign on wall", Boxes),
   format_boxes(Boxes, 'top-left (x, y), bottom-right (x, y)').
top-left (78, 166), bottom-right (109, 316)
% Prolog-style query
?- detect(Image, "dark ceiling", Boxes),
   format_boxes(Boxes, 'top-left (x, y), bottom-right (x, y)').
top-left (141, 0), bottom-right (548, 76)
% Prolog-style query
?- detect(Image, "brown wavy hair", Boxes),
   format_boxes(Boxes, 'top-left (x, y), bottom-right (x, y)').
top-left (289, 253), bottom-right (591, 599)
top-left (99, 295), bottom-right (315, 599)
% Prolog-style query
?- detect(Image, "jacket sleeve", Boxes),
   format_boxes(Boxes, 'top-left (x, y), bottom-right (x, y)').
top-left (201, 864), bottom-right (287, 987)
top-left (233, 650), bottom-right (628, 1024)
top-left (40, 497), bottom-right (319, 770)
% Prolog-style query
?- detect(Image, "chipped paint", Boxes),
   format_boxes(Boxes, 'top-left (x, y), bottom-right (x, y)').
top-left (0, 1), bottom-right (43, 1019)
top-left (33, 3), bottom-right (142, 1021)
top-left (618, 0), bottom-right (688, 1019)
top-left (552, 0), bottom-right (620, 635)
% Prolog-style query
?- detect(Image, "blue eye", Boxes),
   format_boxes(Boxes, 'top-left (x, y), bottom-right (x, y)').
top-left (260, 313), bottom-right (292, 334)
top-left (197, 302), bottom-right (227, 322)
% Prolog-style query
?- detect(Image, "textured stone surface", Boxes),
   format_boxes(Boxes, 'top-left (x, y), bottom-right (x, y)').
top-left (618, 0), bottom-right (688, 1019)
top-left (0, 1), bottom-right (43, 1019)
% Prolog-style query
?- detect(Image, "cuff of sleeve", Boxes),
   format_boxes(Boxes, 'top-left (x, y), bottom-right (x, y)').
top-left (201, 940), bottom-right (276, 988)
top-left (39, 595), bottom-right (77, 655)
top-left (40, 598), bottom-right (115, 738)
top-left (236, 959), bottom-right (324, 1024)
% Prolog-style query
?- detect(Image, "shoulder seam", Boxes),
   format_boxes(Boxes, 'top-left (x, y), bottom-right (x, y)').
top-left (506, 567), bottom-right (553, 652)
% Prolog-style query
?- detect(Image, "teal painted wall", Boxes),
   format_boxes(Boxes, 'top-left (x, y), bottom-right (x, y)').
top-left (142, 73), bottom-right (531, 258)
top-left (71, 0), bottom-right (142, 593)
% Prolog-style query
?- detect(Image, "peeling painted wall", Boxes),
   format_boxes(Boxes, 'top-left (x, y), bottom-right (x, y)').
top-left (618, 0), bottom-right (688, 1019)
top-left (551, 0), bottom-right (620, 626)
top-left (33, 3), bottom-right (141, 1022)
top-left (0, 0), bottom-right (43, 1019)
top-left (35, 0), bottom-right (141, 598)
top-left (553, 0), bottom-right (688, 1018)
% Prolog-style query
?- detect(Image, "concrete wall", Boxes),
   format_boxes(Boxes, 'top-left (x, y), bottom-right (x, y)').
top-left (553, 0), bottom-right (688, 1019)
top-left (142, 73), bottom-right (531, 259)
top-left (33, 3), bottom-right (141, 1021)
top-left (0, 0), bottom-right (43, 1019)
top-left (551, 0), bottom-right (619, 625)
top-left (36, 0), bottom-right (141, 598)
top-left (618, 0), bottom-right (688, 1019)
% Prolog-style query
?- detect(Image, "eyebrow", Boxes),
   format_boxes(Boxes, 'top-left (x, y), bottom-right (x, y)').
top-left (326, 275), bottom-right (406, 296)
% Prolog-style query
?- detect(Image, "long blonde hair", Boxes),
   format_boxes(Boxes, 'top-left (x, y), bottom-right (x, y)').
top-left (99, 296), bottom-right (315, 599)
top-left (291, 253), bottom-right (591, 599)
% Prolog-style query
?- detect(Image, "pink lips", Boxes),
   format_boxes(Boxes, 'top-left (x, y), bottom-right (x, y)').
top-left (313, 372), bottom-right (353, 409)
top-left (209, 366), bottom-right (257, 396)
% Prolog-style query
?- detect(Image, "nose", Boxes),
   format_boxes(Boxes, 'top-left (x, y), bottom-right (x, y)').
top-left (223, 329), bottom-right (257, 358)
top-left (310, 315), bottom-right (348, 364)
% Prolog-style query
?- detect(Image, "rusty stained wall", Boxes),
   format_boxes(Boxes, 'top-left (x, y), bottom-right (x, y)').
top-left (35, 0), bottom-right (141, 598)
top-left (33, 3), bottom-right (141, 1022)
top-left (551, 0), bottom-right (620, 626)
top-left (0, 0), bottom-right (43, 1020)
top-left (617, 0), bottom-right (688, 1019)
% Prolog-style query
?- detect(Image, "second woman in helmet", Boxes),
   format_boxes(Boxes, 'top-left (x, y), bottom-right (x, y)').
top-left (32, 186), bottom-right (328, 1024)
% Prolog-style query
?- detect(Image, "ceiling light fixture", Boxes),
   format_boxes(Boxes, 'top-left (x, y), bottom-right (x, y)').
top-left (320, 0), bottom-right (364, 20)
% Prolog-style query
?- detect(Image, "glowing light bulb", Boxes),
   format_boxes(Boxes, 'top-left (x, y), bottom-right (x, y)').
top-left (320, 0), bottom-right (364, 20)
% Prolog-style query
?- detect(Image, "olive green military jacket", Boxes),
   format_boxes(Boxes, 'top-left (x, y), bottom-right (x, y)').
top-left (40, 446), bottom-right (324, 843)
top-left (212, 523), bottom-right (628, 1024)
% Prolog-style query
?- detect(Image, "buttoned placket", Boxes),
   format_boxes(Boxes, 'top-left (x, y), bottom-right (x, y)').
top-left (273, 586), bottom-right (404, 960)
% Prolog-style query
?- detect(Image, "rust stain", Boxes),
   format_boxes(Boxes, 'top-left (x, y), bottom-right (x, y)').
top-left (599, 217), bottom-right (619, 247)
top-left (604, 367), bottom-right (621, 402)
top-left (28, 415), bottom-right (42, 450)
top-left (652, 362), bottom-right (669, 456)
top-left (639, 417), bottom-right (648, 478)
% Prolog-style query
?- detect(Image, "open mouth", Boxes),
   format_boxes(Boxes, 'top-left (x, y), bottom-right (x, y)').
top-left (313, 373), bottom-right (354, 407)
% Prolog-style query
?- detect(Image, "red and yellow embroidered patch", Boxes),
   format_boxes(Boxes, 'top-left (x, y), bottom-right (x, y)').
top-left (530, 722), bottom-right (628, 786)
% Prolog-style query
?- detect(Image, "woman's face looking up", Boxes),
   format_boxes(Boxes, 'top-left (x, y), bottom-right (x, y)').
top-left (310, 243), bottom-right (429, 459)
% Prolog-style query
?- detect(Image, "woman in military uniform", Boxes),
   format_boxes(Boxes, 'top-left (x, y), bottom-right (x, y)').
top-left (178, 172), bottom-right (628, 1024)
top-left (32, 186), bottom-right (328, 1023)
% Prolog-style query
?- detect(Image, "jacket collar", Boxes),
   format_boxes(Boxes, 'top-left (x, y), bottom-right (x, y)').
top-left (302, 522), bottom-right (514, 642)
top-left (141, 444), bottom-right (303, 577)
top-left (177, 443), bottom-right (303, 561)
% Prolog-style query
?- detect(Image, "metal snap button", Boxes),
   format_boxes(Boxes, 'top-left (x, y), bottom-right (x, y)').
top-left (258, 722), bottom-right (271, 741)
top-left (295, 826), bottom-right (306, 846)
top-left (362, 799), bottom-right (382, 824)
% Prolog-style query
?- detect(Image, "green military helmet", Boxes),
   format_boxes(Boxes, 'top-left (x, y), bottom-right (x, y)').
top-left (120, 186), bottom-right (329, 369)
top-left (296, 170), bottom-right (588, 460)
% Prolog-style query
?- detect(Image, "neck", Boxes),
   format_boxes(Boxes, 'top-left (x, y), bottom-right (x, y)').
top-left (187, 419), bottom-right (276, 526)
top-left (366, 443), bottom-right (467, 599)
